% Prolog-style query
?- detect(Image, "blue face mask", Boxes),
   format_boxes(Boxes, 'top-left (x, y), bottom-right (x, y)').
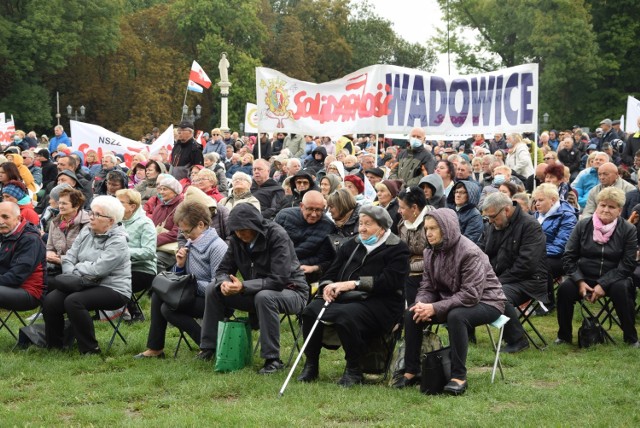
top-left (506, 142), bottom-right (513, 149)
top-left (493, 174), bottom-right (506, 185)
top-left (360, 234), bottom-right (379, 246)
top-left (410, 138), bottom-right (423, 149)
top-left (13, 136), bottom-right (22, 143)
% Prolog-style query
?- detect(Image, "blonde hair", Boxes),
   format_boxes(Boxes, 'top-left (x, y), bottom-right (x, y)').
top-left (197, 168), bottom-right (218, 186)
top-left (532, 183), bottom-right (559, 201)
top-left (596, 187), bottom-right (625, 208)
top-left (116, 189), bottom-right (142, 210)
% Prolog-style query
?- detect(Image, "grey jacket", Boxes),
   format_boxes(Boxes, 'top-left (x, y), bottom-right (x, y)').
top-left (61, 224), bottom-right (132, 299)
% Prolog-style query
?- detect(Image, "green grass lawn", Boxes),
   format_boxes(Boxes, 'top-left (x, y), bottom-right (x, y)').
top-left (1, 301), bottom-right (639, 427)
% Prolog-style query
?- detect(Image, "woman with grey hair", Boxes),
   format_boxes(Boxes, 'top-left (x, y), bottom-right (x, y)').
top-left (43, 195), bottom-right (132, 355)
top-left (220, 171), bottom-right (260, 212)
top-left (298, 205), bottom-right (410, 387)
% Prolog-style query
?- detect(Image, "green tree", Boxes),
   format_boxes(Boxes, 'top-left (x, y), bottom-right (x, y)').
top-left (346, 1), bottom-right (437, 72)
top-left (0, 0), bottom-right (124, 130)
top-left (433, 0), bottom-right (601, 129)
top-left (587, 0), bottom-right (640, 123)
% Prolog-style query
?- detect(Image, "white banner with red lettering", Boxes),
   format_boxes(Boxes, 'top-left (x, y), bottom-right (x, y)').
top-left (70, 120), bottom-right (173, 164)
top-left (256, 64), bottom-right (538, 136)
top-left (0, 113), bottom-right (16, 145)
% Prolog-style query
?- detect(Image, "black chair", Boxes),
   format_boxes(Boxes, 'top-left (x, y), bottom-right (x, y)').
top-left (517, 299), bottom-right (548, 350)
top-left (97, 307), bottom-right (128, 352)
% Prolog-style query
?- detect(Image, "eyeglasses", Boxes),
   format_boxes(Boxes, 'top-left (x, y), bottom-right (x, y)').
top-left (543, 157), bottom-right (553, 160)
top-left (303, 206), bottom-right (324, 215)
top-left (179, 225), bottom-right (195, 236)
top-left (89, 212), bottom-right (111, 220)
top-left (454, 190), bottom-right (467, 195)
top-left (483, 206), bottom-right (505, 221)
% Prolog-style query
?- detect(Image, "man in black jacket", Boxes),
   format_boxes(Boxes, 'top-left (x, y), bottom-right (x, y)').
top-left (251, 159), bottom-right (284, 219)
top-left (170, 121), bottom-right (204, 180)
top-left (274, 190), bottom-right (337, 283)
top-left (481, 192), bottom-right (548, 353)
top-left (199, 204), bottom-right (308, 374)
top-left (391, 127), bottom-right (436, 187)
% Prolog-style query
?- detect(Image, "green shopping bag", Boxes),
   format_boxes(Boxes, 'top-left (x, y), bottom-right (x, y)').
top-left (214, 317), bottom-right (253, 372)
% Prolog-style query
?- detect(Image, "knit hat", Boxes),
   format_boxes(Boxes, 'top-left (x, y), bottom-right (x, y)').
top-left (2, 180), bottom-right (27, 201)
top-left (157, 173), bottom-right (183, 195)
top-left (359, 205), bottom-right (392, 230)
top-left (50, 183), bottom-right (73, 202)
top-left (380, 179), bottom-right (402, 198)
top-left (344, 175), bottom-right (364, 194)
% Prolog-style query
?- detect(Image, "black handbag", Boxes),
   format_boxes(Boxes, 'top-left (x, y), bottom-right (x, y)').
top-left (578, 306), bottom-right (606, 348)
top-left (420, 346), bottom-right (452, 395)
top-left (151, 272), bottom-right (196, 311)
top-left (54, 273), bottom-right (100, 294)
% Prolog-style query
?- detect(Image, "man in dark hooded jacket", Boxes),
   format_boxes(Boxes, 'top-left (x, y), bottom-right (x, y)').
top-left (305, 146), bottom-right (327, 174)
top-left (277, 169), bottom-right (319, 212)
top-left (199, 204), bottom-right (308, 374)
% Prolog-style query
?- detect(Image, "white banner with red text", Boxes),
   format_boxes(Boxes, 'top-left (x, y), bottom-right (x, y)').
top-left (255, 64), bottom-right (538, 136)
top-left (0, 113), bottom-right (16, 145)
top-left (70, 120), bottom-right (174, 165)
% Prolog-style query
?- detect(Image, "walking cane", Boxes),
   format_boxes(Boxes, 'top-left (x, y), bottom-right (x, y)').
top-left (278, 300), bottom-right (330, 397)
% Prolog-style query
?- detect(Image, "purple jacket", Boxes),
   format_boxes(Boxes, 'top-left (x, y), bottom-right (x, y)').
top-left (416, 208), bottom-right (506, 319)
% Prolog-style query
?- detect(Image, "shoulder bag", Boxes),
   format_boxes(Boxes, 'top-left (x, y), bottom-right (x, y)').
top-left (151, 272), bottom-right (196, 311)
top-left (420, 331), bottom-right (451, 395)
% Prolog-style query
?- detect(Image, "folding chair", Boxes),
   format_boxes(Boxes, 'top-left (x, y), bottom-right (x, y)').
top-left (438, 314), bottom-right (509, 383)
top-left (253, 312), bottom-right (302, 367)
top-left (97, 308), bottom-right (128, 352)
top-left (517, 299), bottom-right (548, 350)
top-left (174, 329), bottom-right (196, 358)
top-left (128, 288), bottom-right (151, 322)
top-left (0, 309), bottom-right (29, 342)
top-left (485, 314), bottom-right (509, 383)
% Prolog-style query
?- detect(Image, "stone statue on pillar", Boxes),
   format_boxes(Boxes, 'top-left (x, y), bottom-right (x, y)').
top-left (218, 53), bottom-right (230, 83)
top-left (217, 52), bottom-right (232, 132)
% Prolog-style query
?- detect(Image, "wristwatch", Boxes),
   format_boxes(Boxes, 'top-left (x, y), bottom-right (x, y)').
top-left (353, 280), bottom-right (361, 290)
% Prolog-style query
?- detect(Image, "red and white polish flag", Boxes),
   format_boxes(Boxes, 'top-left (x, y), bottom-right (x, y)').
top-left (189, 60), bottom-right (212, 89)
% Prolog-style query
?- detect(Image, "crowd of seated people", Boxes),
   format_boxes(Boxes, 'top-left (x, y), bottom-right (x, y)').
top-left (1, 118), bottom-right (640, 395)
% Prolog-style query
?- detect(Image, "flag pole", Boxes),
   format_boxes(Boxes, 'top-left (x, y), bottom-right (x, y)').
top-left (180, 84), bottom-right (189, 121)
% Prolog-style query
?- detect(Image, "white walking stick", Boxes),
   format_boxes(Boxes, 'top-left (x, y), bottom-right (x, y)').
top-left (278, 300), bottom-right (330, 397)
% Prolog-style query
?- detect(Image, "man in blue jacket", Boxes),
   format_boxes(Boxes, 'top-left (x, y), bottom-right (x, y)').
top-left (48, 125), bottom-right (71, 153)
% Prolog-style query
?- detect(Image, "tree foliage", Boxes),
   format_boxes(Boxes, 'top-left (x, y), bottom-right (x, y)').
top-left (3, 0), bottom-right (543, 138)
top-left (433, 0), bottom-right (602, 129)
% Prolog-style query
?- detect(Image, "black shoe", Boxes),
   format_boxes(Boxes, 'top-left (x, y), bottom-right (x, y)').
top-left (82, 347), bottom-right (102, 356)
top-left (337, 367), bottom-right (363, 387)
top-left (259, 359), bottom-right (284, 374)
top-left (553, 338), bottom-right (570, 345)
top-left (195, 349), bottom-right (215, 361)
top-left (503, 338), bottom-right (530, 353)
top-left (297, 361), bottom-right (319, 382)
top-left (391, 375), bottom-right (419, 389)
top-left (133, 351), bottom-right (165, 359)
top-left (443, 379), bottom-right (468, 395)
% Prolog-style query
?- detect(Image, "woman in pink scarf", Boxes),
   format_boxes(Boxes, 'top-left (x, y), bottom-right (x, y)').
top-left (556, 187), bottom-right (639, 347)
